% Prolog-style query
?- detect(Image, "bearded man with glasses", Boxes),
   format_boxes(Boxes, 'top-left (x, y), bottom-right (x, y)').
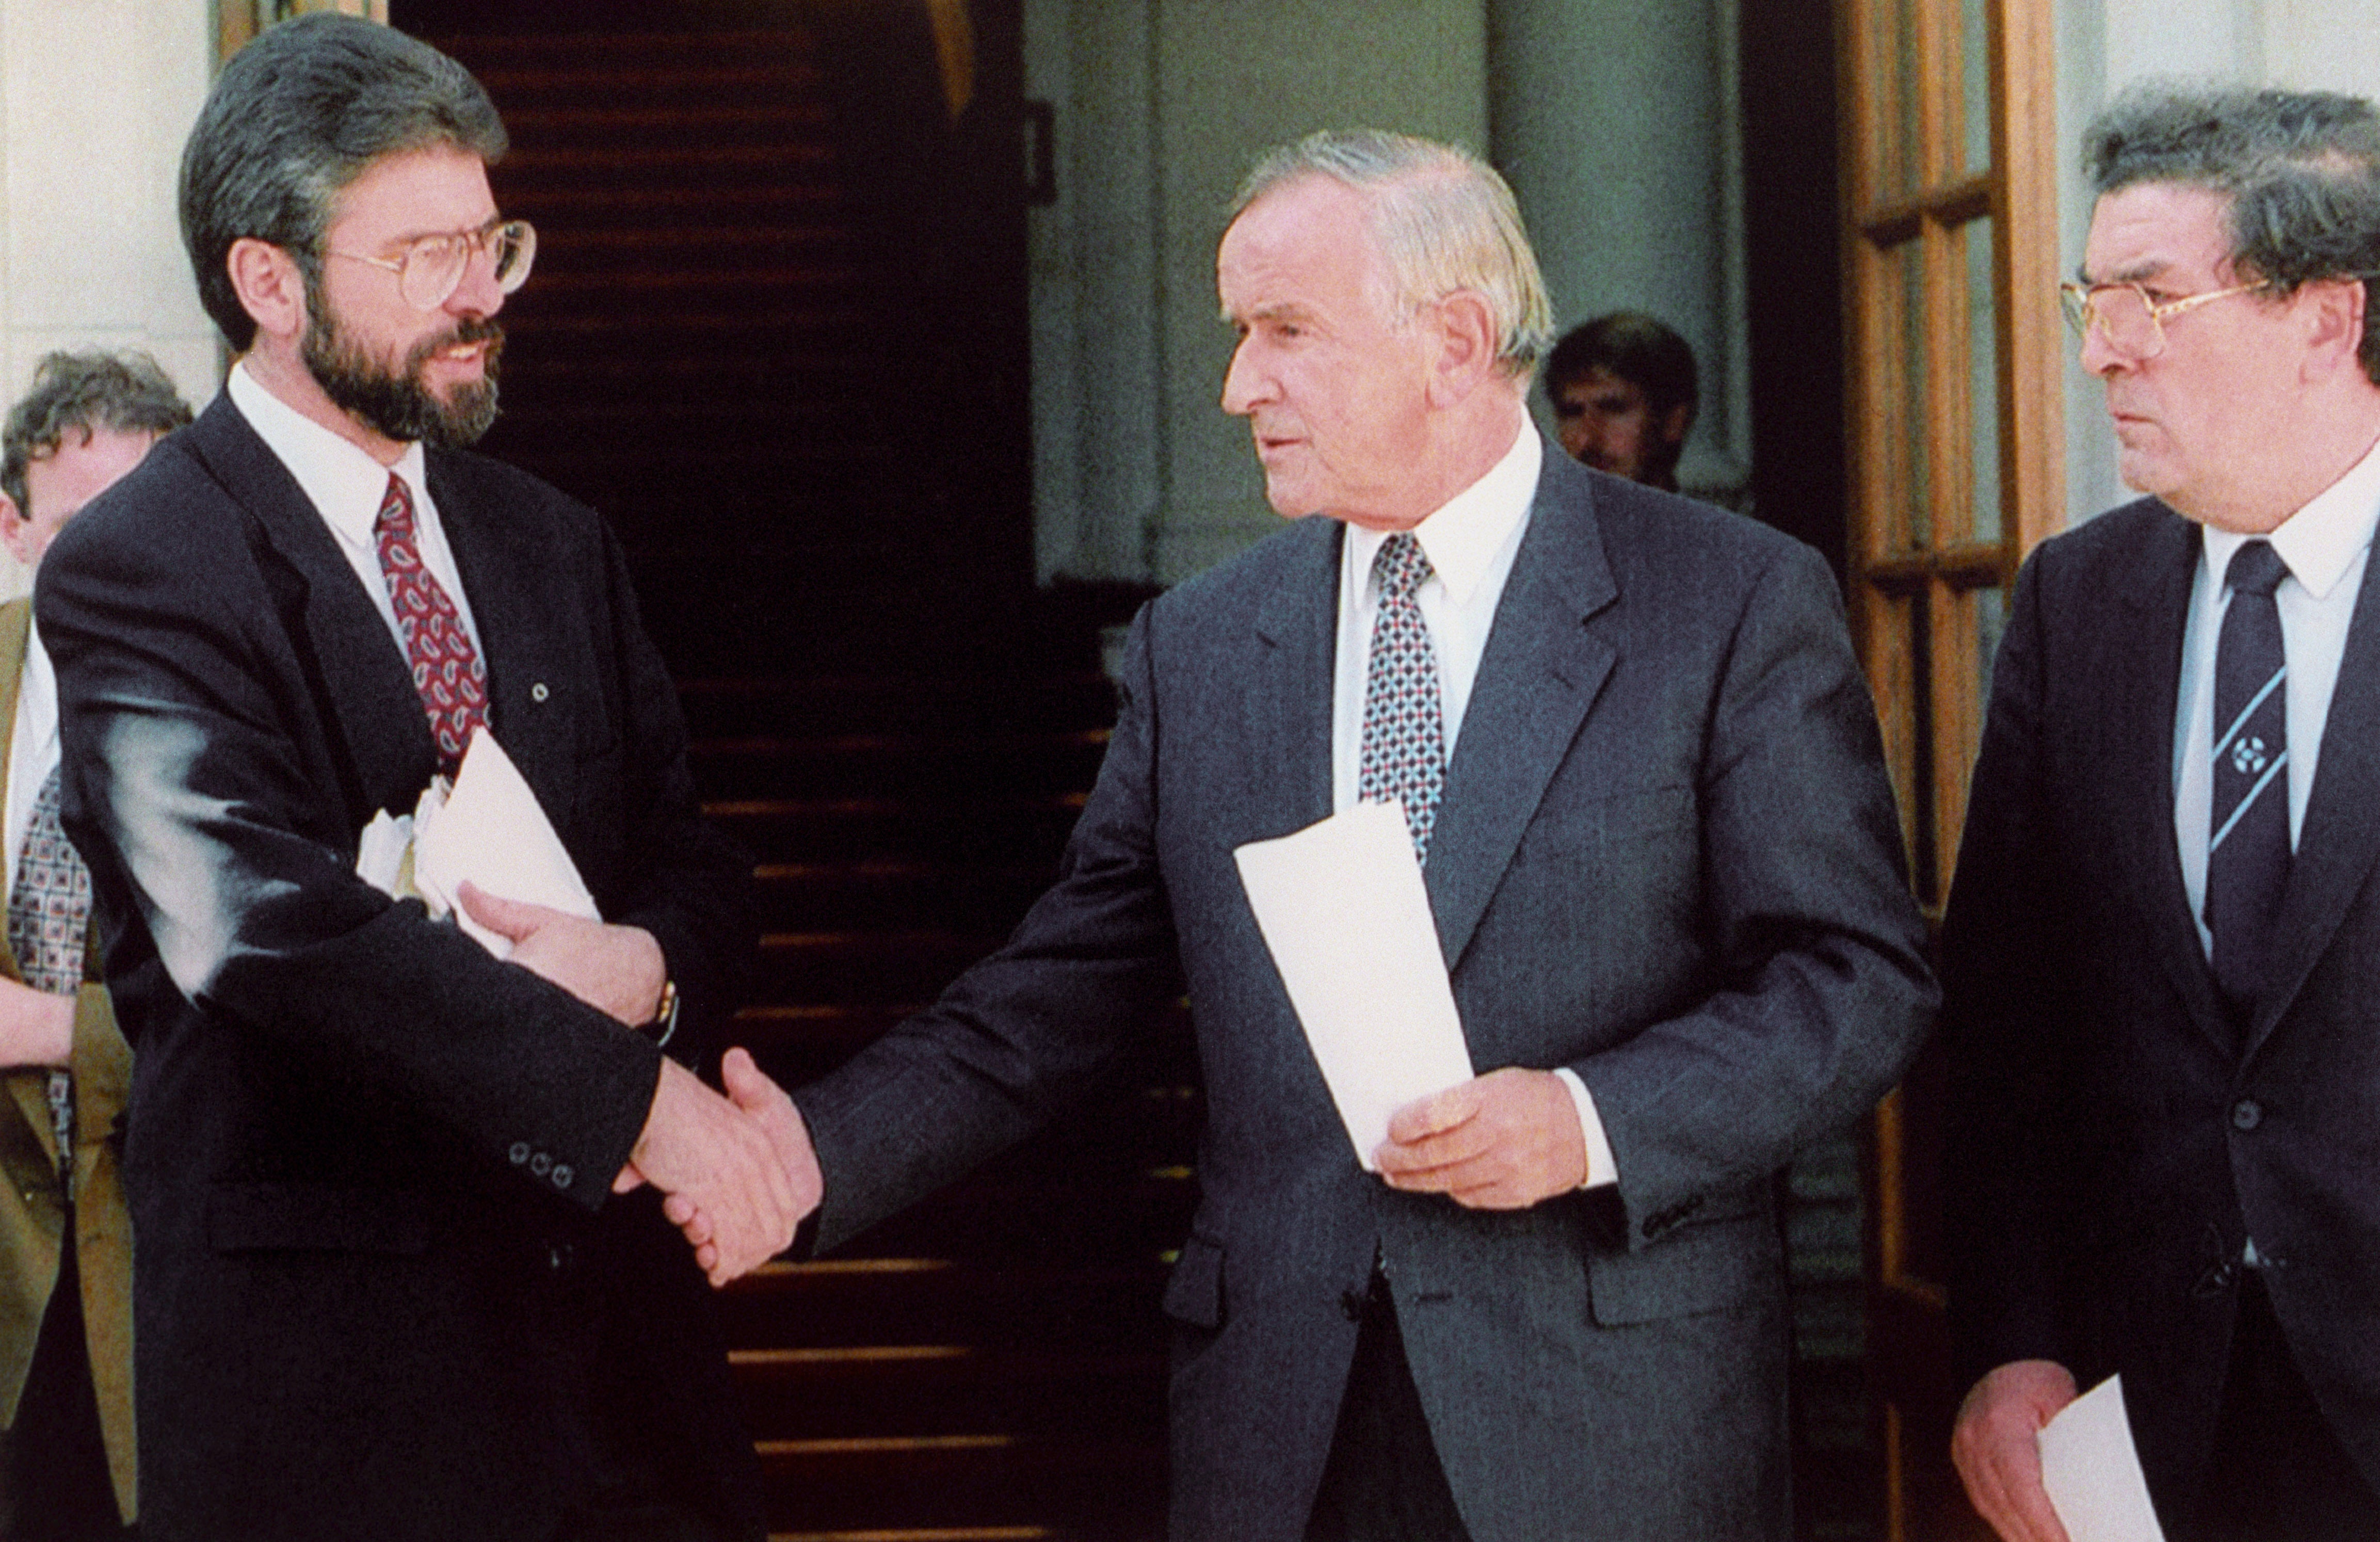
top-left (31, 15), bottom-right (800, 1542)
top-left (1944, 83), bottom-right (2380, 1542)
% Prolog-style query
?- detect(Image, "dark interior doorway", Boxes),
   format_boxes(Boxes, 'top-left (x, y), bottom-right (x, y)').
top-left (390, 0), bottom-right (1037, 679)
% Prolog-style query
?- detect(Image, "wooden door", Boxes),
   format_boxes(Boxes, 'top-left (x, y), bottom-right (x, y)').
top-left (1835, 0), bottom-right (2064, 1532)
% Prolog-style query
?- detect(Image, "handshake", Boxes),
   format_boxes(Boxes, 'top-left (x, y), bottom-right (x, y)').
top-left (621, 1048), bottom-right (821, 1288)
top-left (455, 882), bottom-right (821, 1288)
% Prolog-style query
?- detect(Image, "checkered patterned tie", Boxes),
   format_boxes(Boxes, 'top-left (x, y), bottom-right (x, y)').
top-left (2208, 539), bottom-right (2291, 1019)
top-left (375, 472), bottom-right (488, 776)
top-left (1357, 532), bottom-right (1446, 862)
top-left (9, 765), bottom-right (89, 1180)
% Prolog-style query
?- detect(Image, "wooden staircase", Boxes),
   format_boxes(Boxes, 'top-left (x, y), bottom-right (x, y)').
top-left (687, 668), bottom-right (1186, 1542)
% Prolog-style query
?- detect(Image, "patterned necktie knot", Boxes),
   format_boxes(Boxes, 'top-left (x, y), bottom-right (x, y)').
top-left (2226, 539), bottom-right (2288, 599)
top-left (1373, 531), bottom-right (1434, 601)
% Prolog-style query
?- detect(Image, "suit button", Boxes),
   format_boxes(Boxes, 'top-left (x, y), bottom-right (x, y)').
top-left (2194, 1262), bottom-right (2236, 1298)
top-left (530, 1152), bottom-right (553, 1177)
top-left (548, 1242), bottom-right (573, 1273)
top-left (552, 1164), bottom-right (573, 1190)
top-left (509, 1142), bottom-right (531, 1165)
top-left (2232, 1099), bottom-right (2263, 1131)
top-left (1340, 1287), bottom-right (1367, 1323)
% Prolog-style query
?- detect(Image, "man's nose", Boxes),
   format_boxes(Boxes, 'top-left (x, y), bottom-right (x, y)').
top-left (447, 240), bottom-right (507, 319)
top-left (2076, 319), bottom-right (2124, 378)
top-left (1221, 339), bottom-right (1267, 415)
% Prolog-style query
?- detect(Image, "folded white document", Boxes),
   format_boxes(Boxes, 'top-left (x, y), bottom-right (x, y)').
top-left (356, 727), bottom-right (598, 960)
top-left (2038, 1374), bottom-right (2168, 1542)
top-left (1233, 802), bottom-right (1475, 1169)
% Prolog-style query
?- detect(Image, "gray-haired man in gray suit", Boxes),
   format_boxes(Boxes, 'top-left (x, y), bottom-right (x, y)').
top-left (730, 129), bottom-right (1933, 1542)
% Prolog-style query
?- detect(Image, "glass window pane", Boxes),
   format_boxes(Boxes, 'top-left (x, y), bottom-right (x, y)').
top-left (1962, 0), bottom-right (1993, 175)
top-left (1869, 0), bottom-right (1922, 195)
top-left (1963, 218), bottom-right (2003, 544)
top-left (1889, 239), bottom-right (1932, 551)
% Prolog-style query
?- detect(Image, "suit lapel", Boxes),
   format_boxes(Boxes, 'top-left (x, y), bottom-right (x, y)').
top-left (184, 396), bottom-right (437, 821)
top-left (1246, 518), bottom-right (1339, 841)
top-left (1424, 461), bottom-right (1616, 974)
top-left (2248, 540), bottom-right (2380, 1053)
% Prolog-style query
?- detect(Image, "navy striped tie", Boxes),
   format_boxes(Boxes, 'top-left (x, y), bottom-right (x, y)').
top-left (2207, 539), bottom-right (2290, 1020)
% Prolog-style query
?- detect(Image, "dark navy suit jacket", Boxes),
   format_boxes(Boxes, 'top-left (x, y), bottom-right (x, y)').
top-left (1944, 496), bottom-right (2380, 1527)
top-left (795, 445), bottom-right (1934, 1541)
top-left (35, 394), bottom-right (763, 1542)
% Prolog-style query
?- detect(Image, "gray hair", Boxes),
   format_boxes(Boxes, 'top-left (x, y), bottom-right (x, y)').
top-left (2086, 82), bottom-right (2380, 381)
top-left (1, 351), bottom-right (191, 516)
top-left (180, 13), bottom-right (506, 352)
top-left (1234, 130), bottom-right (1555, 378)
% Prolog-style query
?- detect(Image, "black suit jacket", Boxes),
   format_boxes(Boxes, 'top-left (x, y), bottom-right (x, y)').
top-left (34, 394), bottom-right (763, 1542)
top-left (1943, 497), bottom-right (2380, 1522)
top-left (795, 449), bottom-right (1934, 1541)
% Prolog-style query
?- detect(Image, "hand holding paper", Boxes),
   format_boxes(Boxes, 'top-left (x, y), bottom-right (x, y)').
top-left (1233, 802), bottom-right (1474, 1169)
top-left (1953, 1358), bottom-right (2087, 1542)
top-left (1375, 1067), bottom-right (1589, 1209)
top-left (457, 882), bottom-right (666, 1027)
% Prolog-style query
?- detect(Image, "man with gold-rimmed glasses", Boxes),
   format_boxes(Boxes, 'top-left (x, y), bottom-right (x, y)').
top-left (31, 13), bottom-right (795, 1541)
top-left (1944, 83), bottom-right (2380, 1542)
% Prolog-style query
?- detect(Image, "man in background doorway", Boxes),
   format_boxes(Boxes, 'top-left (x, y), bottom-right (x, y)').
top-left (1544, 311), bottom-right (1698, 491)
top-left (0, 349), bottom-right (189, 1541)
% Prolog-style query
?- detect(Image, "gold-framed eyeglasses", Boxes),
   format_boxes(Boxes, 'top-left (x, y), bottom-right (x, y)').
top-left (2058, 278), bottom-right (2268, 360)
top-left (326, 218), bottom-right (536, 311)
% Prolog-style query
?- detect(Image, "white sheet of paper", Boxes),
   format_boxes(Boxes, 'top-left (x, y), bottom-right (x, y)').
top-left (1233, 802), bottom-right (1474, 1169)
top-left (412, 727), bottom-right (599, 959)
top-left (2038, 1374), bottom-right (2168, 1542)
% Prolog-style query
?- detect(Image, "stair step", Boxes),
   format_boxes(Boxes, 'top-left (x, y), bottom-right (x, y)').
top-left (692, 732), bottom-right (1109, 801)
top-left (681, 675), bottom-right (1118, 738)
top-left (755, 1434), bottom-right (1164, 1537)
top-left (719, 1259), bottom-right (1170, 1354)
top-left (749, 861), bottom-right (1053, 933)
top-left (705, 797), bottom-right (1088, 865)
top-left (730, 1345), bottom-right (1164, 1439)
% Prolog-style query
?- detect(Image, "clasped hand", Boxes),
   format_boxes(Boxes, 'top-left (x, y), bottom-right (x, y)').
top-left (461, 882), bottom-right (822, 1286)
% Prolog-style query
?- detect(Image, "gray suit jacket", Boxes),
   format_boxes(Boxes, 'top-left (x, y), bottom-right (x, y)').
top-left (796, 446), bottom-right (1933, 1541)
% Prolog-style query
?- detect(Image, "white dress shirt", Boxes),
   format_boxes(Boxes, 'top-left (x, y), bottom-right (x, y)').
top-left (1329, 424), bottom-right (1618, 1188)
top-left (2174, 431), bottom-right (2380, 955)
top-left (227, 361), bottom-right (484, 662)
top-left (4, 617), bottom-right (61, 899)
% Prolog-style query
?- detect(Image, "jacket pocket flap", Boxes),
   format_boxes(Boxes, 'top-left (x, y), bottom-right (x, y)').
top-left (208, 1182), bottom-right (433, 1255)
top-left (1162, 1233), bottom-right (1225, 1328)
top-left (1588, 1211), bottom-right (1774, 1325)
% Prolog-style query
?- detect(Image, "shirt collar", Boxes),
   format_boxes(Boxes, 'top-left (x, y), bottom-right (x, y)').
top-left (2201, 429), bottom-right (2380, 601)
top-left (1345, 421), bottom-right (1539, 603)
top-left (228, 360), bottom-right (428, 545)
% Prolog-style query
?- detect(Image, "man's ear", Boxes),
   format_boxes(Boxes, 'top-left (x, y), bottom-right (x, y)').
top-left (2297, 275), bottom-right (2369, 379)
top-left (227, 237), bottom-right (308, 345)
top-left (0, 494), bottom-right (34, 570)
top-left (1659, 400), bottom-right (1694, 448)
top-left (1426, 290), bottom-right (1501, 407)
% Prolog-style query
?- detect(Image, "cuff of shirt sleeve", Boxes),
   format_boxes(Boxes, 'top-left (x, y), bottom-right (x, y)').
top-left (1552, 1066), bottom-right (1618, 1190)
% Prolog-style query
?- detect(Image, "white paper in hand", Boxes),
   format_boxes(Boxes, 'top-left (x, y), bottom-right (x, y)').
top-left (2038, 1374), bottom-right (2168, 1542)
top-left (1233, 802), bottom-right (1474, 1169)
top-left (412, 727), bottom-right (599, 958)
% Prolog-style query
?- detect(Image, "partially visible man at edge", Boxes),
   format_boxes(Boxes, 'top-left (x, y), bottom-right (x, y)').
top-left (1946, 84), bottom-right (2380, 1542)
top-left (0, 350), bottom-right (189, 1542)
top-left (35, 17), bottom-right (808, 1541)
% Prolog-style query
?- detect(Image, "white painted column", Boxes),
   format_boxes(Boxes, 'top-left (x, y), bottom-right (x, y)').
top-left (1486, 0), bottom-right (1751, 497)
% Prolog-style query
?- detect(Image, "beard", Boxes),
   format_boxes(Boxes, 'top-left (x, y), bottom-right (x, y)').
top-left (302, 304), bottom-right (504, 449)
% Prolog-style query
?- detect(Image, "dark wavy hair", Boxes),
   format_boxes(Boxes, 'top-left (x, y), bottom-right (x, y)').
top-left (2085, 82), bottom-right (2380, 382)
top-left (1, 351), bottom-right (191, 517)
top-left (180, 13), bottom-right (505, 352)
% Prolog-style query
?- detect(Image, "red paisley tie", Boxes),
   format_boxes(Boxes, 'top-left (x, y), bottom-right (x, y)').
top-left (374, 472), bottom-right (488, 775)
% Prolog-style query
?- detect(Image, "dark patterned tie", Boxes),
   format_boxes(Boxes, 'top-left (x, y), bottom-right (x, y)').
top-left (375, 472), bottom-right (488, 775)
top-left (2208, 539), bottom-right (2291, 1019)
top-left (9, 765), bottom-right (89, 1180)
top-left (1357, 532), bottom-right (1446, 862)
